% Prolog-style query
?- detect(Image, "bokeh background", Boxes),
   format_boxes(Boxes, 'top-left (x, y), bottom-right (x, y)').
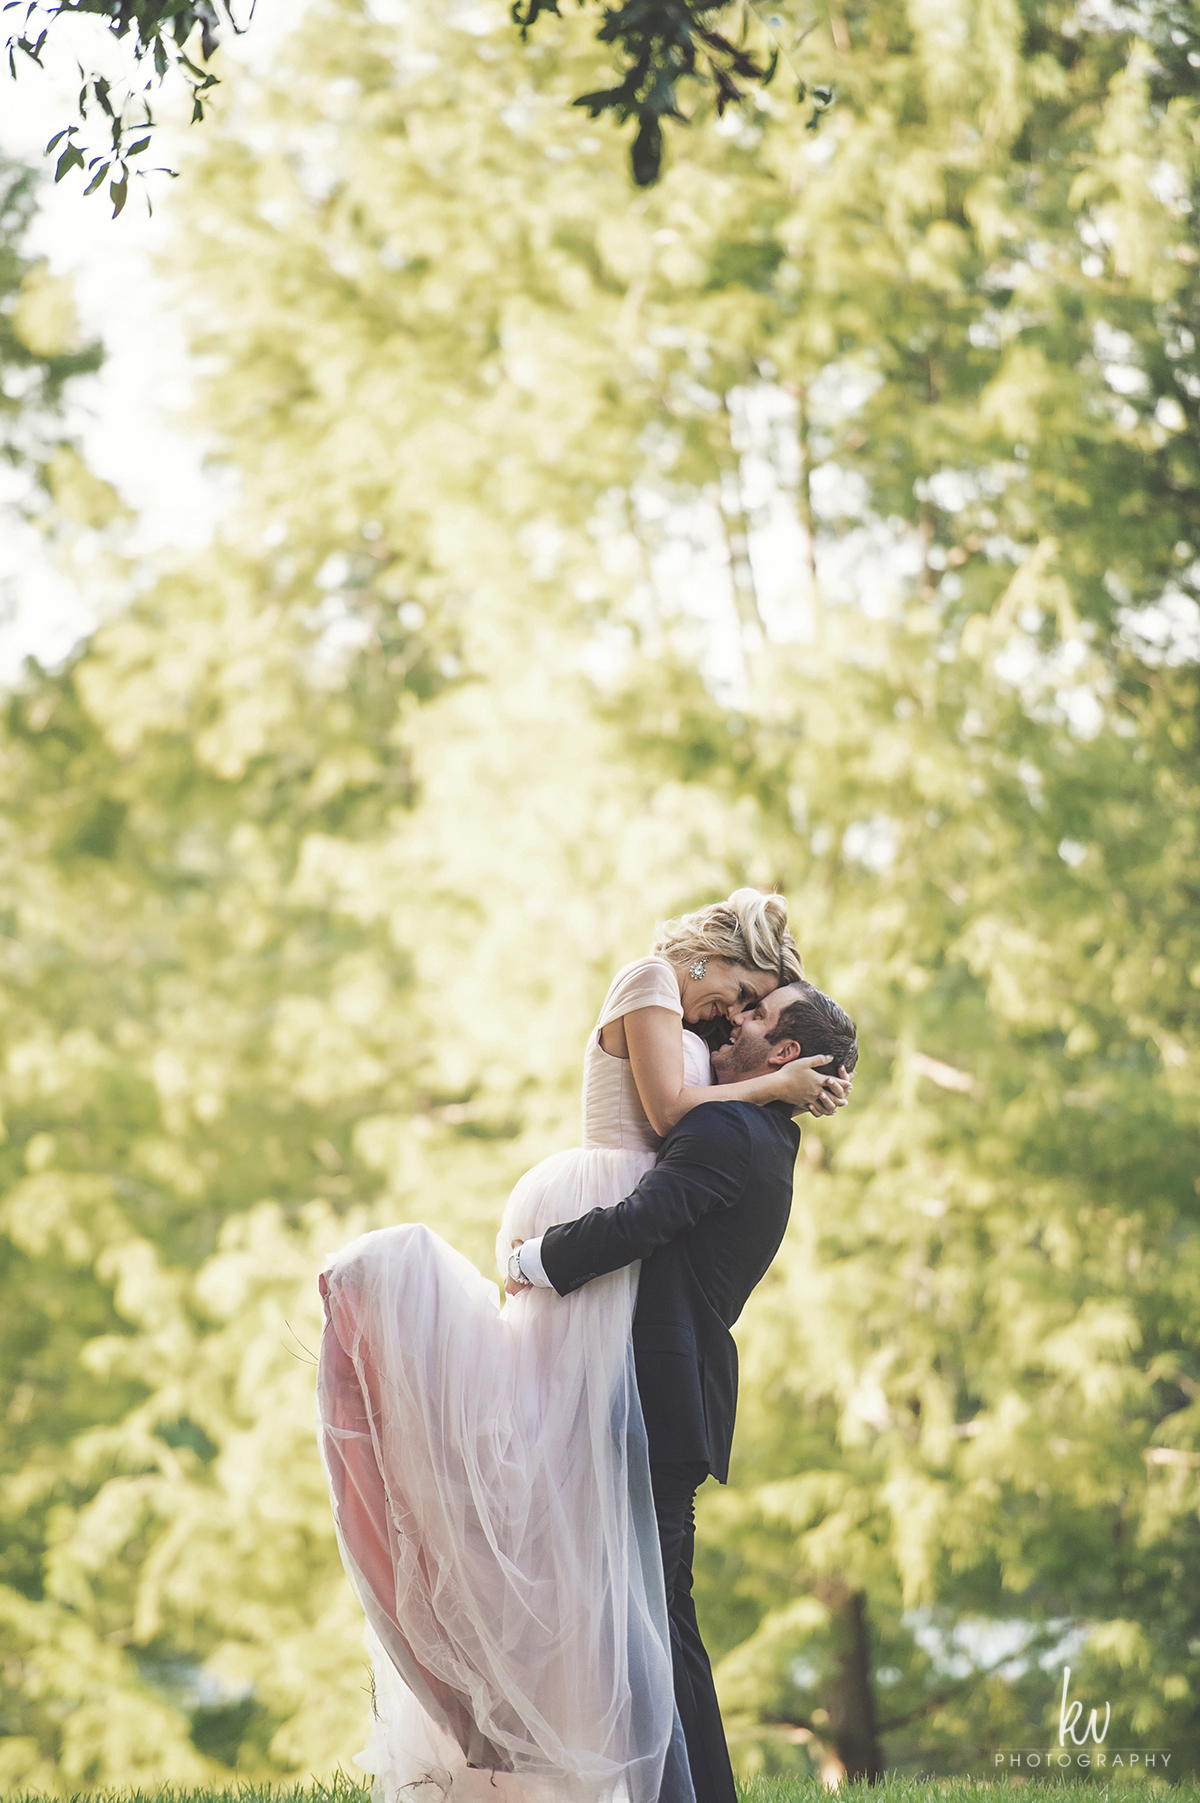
top-left (1, 0), bottom-right (1199, 1788)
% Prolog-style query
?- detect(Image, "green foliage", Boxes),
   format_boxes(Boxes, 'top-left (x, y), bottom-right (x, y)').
top-left (6, 2), bottom-right (235, 215)
top-left (0, 161), bottom-right (102, 496)
top-left (517, 0), bottom-right (832, 185)
top-left (4, 0), bottom-right (833, 196)
top-left (2, 0), bottom-right (1200, 1790)
top-left (10, 0), bottom-right (1200, 199)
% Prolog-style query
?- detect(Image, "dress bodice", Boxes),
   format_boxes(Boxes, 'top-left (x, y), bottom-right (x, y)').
top-left (582, 955), bottom-right (713, 1151)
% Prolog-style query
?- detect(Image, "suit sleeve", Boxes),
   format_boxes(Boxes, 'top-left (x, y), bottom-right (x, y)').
top-left (538, 1104), bottom-right (753, 1296)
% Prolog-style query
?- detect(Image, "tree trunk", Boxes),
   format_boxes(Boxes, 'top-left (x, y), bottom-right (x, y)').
top-left (789, 378), bottom-right (824, 645)
top-left (816, 1577), bottom-right (884, 1783)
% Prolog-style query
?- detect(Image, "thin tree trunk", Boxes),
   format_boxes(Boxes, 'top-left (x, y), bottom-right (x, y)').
top-left (718, 393), bottom-right (766, 636)
top-left (815, 1576), bottom-right (884, 1783)
top-left (791, 378), bottom-right (825, 645)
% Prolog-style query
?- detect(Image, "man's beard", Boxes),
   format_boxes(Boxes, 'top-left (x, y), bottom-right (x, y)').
top-left (712, 1032), bottom-right (766, 1083)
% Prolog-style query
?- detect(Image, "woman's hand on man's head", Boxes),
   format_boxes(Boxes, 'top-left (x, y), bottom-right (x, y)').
top-left (775, 1056), bottom-right (853, 1117)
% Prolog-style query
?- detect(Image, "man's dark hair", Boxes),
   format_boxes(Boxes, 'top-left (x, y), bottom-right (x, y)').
top-left (767, 983), bottom-right (859, 1074)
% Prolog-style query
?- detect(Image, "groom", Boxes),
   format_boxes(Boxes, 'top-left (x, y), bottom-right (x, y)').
top-left (509, 980), bottom-right (859, 1803)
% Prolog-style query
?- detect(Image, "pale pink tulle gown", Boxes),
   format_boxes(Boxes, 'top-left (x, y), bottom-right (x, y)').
top-left (316, 958), bottom-right (711, 1803)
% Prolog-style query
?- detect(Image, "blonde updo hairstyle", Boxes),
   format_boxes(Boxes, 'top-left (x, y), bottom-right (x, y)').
top-left (653, 887), bottom-right (804, 985)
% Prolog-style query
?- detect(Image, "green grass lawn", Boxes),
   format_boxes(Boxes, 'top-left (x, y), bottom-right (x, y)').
top-left (10, 1778), bottom-right (1195, 1803)
top-left (735, 1784), bottom-right (1195, 1801)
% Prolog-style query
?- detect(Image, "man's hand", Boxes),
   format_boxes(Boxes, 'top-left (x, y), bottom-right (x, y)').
top-left (505, 1238), bottom-right (532, 1297)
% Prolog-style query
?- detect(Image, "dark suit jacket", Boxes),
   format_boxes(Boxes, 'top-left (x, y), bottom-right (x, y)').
top-left (538, 1099), bottom-right (800, 1483)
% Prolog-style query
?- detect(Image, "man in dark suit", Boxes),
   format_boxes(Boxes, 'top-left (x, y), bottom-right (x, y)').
top-left (508, 981), bottom-right (859, 1803)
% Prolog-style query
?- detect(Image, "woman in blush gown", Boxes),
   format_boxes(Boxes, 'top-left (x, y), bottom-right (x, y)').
top-left (316, 889), bottom-right (831, 1803)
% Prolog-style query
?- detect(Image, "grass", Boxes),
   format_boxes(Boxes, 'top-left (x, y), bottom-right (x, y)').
top-left (736, 1784), bottom-right (1196, 1801)
top-left (7, 1776), bottom-right (1197, 1803)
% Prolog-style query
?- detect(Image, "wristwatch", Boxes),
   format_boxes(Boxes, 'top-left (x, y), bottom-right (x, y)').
top-left (507, 1248), bottom-right (526, 1285)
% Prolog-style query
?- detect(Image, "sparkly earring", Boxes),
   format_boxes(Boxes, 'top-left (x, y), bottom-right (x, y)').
top-left (689, 957), bottom-right (708, 981)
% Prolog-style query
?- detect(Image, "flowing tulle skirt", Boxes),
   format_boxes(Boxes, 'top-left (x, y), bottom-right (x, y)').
top-left (316, 1143), bottom-right (686, 1803)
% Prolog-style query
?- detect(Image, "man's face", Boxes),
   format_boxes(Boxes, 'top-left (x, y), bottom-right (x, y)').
top-left (710, 984), bottom-right (804, 1085)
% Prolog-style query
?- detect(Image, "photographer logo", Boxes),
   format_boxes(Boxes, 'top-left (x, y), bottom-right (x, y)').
top-left (1059, 1664), bottom-right (1109, 1748)
top-left (993, 1666), bottom-right (1171, 1772)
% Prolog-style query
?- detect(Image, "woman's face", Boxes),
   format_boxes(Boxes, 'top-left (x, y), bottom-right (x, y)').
top-left (678, 957), bottom-right (778, 1025)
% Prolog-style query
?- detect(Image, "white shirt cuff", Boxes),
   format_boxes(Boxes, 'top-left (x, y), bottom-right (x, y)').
top-left (518, 1236), bottom-right (553, 1288)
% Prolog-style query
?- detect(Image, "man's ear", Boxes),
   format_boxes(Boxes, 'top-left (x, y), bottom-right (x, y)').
top-left (766, 1038), bottom-right (802, 1069)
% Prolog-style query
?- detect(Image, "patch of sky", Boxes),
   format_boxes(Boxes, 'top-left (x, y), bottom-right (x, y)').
top-left (1148, 160), bottom-right (1191, 215)
top-left (304, 592), bottom-right (377, 683)
top-left (449, 0), bottom-right (504, 32)
top-left (626, 482), bottom-right (749, 700)
top-left (1119, 589), bottom-right (1200, 667)
top-left (843, 815), bottom-right (898, 873)
top-left (968, 316), bottom-right (1003, 351)
top-left (672, 375), bottom-right (724, 415)
top-left (501, 87), bottom-right (548, 134)
top-left (517, 518), bottom-right (565, 581)
top-left (578, 619), bottom-right (635, 691)
top-left (806, 359), bottom-right (884, 423)
top-left (904, 1611), bottom-right (1091, 1680)
top-left (819, 518), bottom-right (926, 618)
top-left (592, 372), bottom-right (980, 695)
top-left (1071, 0), bottom-right (1141, 34)
top-left (810, 461), bottom-right (870, 522)
top-left (639, 420), bottom-right (685, 474)
top-left (1056, 684), bottom-right (1104, 738)
top-left (292, 125), bottom-right (343, 206)
top-left (0, 517), bottom-right (99, 685)
top-left (1093, 319), bottom-right (1148, 396)
top-left (138, 1652), bottom-right (253, 1707)
top-left (0, 0), bottom-right (320, 690)
top-left (994, 622), bottom-right (1108, 739)
top-left (982, 257), bottom-right (1032, 293)
top-left (922, 468), bottom-right (979, 513)
top-left (317, 552), bottom-right (353, 590)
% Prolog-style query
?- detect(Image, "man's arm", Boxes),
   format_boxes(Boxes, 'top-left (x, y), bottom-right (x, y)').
top-left (533, 1104), bottom-right (754, 1297)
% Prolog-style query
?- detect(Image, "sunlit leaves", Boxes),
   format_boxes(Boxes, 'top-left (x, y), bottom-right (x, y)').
top-left (2, 0), bottom-right (1200, 1787)
top-left (8, 0), bottom-right (236, 210)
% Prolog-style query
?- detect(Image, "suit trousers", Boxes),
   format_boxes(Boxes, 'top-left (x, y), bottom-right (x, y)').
top-left (650, 1461), bottom-right (738, 1803)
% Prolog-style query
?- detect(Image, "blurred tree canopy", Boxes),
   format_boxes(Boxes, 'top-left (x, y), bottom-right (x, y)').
top-left (0, 159), bottom-right (102, 505)
top-left (13, 0), bottom-right (1198, 194)
top-left (1, 0), bottom-right (1200, 1789)
top-left (5, 0), bottom-right (831, 195)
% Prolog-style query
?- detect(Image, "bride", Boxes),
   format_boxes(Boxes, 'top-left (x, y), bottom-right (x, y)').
top-left (316, 889), bottom-right (839, 1803)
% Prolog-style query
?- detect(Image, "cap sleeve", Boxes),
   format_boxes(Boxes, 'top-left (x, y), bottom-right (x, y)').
top-left (597, 956), bottom-right (683, 1029)
top-left (682, 1029), bottom-right (713, 1088)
